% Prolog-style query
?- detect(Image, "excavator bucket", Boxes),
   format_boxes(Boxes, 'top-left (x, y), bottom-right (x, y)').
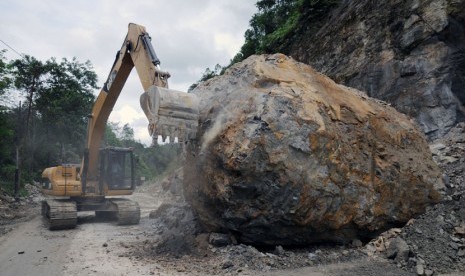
top-left (140, 85), bottom-right (200, 144)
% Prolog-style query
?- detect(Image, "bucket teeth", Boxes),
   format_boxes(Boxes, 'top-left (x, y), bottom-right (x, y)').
top-left (151, 135), bottom-right (158, 146)
top-left (141, 85), bottom-right (199, 145)
top-left (169, 126), bottom-right (176, 143)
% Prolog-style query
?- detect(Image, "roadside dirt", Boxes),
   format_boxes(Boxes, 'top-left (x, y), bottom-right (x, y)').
top-left (0, 183), bottom-right (42, 236)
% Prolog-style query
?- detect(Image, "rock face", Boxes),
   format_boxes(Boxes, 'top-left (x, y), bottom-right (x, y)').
top-left (288, 0), bottom-right (465, 139)
top-left (184, 54), bottom-right (443, 245)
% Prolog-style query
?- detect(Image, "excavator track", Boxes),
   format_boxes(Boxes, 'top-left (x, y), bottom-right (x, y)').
top-left (110, 199), bottom-right (140, 225)
top-left (41, 199), bottom-right (77, 230)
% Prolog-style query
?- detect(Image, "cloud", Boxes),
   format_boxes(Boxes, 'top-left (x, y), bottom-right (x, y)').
top-left (109, 105), bottom-right (145, 125)
top-left (214, 33), bottom-right (243, 57)
top-left (0, 0), bottom-right (257, 145)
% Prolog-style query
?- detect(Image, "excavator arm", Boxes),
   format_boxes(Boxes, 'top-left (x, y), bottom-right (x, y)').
top-left (81, 23), bottom-right (199, 192)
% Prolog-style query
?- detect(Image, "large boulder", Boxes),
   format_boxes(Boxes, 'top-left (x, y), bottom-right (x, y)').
top-left (184, 54), bottom-right (443, 245)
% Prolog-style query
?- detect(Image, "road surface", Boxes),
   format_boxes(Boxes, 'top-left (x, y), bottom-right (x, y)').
top-left (0, 189), bottom-right (429, 276)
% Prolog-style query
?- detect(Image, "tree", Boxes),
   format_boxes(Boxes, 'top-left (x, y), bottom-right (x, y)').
top-left (104, 122), bottom-right (123, 147)
top-left (9, 55), bottom-right (49, 178)
top-left (103, 122), bottom-right (182, 180)
top-left (189, 0), bottom-right (340, 90)
top-left (0, 50), bottom-right (12, 156)
top-left (34, 57), bottom-right (97, 165)
top-left (7, 55), bottom-right (97, 179)
top-left (0, 51), bottom-right (16, 192)
top-left (0, 108), bottom-right (16, 192)
top-left (233, 0), bottom-right (340, 63)
top-left (10, 56), bottom-right (47, 141)
top-left (121, 123), bottom-right (135, 141)
top-left (188, 64), bottom-right (223, 91)
top-left (0, 50), bottom-right (11, 98)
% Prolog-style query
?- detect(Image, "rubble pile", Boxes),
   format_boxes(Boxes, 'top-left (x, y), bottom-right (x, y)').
top-left (429, 122), bottom-right (465, 198)
top-left (184, 54), bottom-right (443, 245)
top-left (363, 123), bottom-right (465, 275)
top-left (0, 183), bottom-right (42, 236)
top-left (364, 192), bottom-right (465, 275)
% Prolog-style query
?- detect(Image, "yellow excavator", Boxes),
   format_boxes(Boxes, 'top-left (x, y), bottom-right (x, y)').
top-left (40, 23), bottom-right (199, 230)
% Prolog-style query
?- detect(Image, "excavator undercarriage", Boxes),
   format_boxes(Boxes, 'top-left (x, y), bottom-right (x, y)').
top-left (41, 198), bottom-right (140, 230)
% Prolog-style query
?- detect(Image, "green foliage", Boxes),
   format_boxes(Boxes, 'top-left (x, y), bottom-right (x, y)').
top-left (1, 185), bottom-right (29, 198)
top-left (188, 64), bottom-right (223, 91)
top-left (234, 0), bottom-right (340, 62)
top-left (0, 50), bottom-right (11, 97)
top-left (137, 143), bottom-right (182, 180)
top-left (0, 51), bottom-right (16, 195)
top-left (10, 55), bottom-right (48, 110)
top-left (0, 107), bottom-right (13, 158)
top-left (35, 57), bottom-right (97, 165)
top-left (121, 123), bottom-right (135, 141)
top-left (103, 122), bottom-right (123, 147)
top-left (0, 108), bottom-right (15, 189)
top-left (0, 53), bottom-right (98, 193)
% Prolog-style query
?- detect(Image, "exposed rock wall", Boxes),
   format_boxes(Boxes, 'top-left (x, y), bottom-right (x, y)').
top-left (288, 0), bottom-right (465, 139)
top-left (184, 54), bottom-right (443, 245)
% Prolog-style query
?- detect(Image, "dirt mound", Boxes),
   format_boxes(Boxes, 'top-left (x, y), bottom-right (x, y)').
top-left (364, 196), bottom-right (465, 275)
top-left (148, 202), bottom-right (201, 258)
top-left (139, 169), bottom-right (202, 258)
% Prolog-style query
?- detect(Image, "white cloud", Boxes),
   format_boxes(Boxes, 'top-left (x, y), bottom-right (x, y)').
top-left (214, 33), bottom-right (243, 57)
top-left (109, 105), bottom-right (145, 125)
top-left (134, 125), bottom-right (152, 145)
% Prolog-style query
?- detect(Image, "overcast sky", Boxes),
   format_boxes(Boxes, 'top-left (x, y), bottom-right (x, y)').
top-left (0, 0), bottom-right (257, 145)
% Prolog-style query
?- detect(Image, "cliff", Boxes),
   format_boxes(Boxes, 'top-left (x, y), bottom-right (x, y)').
top-left (288, 0), bottom-right (465, 139)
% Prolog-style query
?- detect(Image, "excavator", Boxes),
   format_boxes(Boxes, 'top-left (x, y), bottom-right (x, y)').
top-left (40, 23), bottom-right (199, 230)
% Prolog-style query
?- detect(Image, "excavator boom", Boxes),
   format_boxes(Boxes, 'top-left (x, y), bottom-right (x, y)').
top-left (83, 23), bottom-right (199, 189)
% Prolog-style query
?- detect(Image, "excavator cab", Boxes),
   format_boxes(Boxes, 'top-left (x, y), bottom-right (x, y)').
top-left (100, 147), bottom-right (134, 191)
